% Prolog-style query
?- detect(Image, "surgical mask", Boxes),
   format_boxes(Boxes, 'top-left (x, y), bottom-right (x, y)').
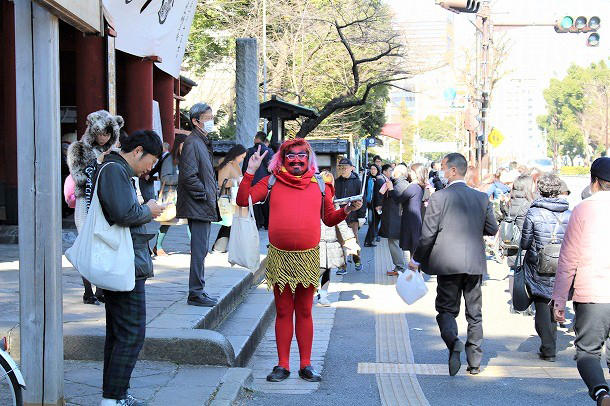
top-left (438, 170), bottom-right (448, 185)
top-left (202, 120), bottom-right (215, 133)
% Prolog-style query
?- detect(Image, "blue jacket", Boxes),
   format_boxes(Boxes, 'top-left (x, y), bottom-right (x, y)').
top-left (520, 198), bottom-right (571, 299)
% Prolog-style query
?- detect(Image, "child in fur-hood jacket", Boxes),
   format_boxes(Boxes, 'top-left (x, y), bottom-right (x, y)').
top-left (67, 110), bottom-right (123, 305)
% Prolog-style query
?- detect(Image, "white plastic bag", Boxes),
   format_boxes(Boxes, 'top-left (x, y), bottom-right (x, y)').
top-left (395, 269), bottom-right (428, 305)
top-left (65, 163), bottom-right (136, 292)
top-left (228, 196), bottom-right (260, 271)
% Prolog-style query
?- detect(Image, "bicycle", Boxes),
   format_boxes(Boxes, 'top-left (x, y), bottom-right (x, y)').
top-left (0, 336), bottom-right (25, 406)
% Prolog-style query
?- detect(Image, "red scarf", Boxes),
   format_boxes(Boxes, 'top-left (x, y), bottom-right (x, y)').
top-left (274, 166), bottom-right (315, 190)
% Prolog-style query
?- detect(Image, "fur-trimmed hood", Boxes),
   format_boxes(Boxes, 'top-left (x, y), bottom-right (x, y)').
top-left (67, 110), bottom-right (124, 197)
top-left (79, 110), bottom-right (123, 150)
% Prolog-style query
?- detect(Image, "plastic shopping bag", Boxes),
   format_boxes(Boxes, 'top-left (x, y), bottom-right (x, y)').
top-left (65, 163), bottom-right (135, 292)
top-left (228, 196), bottom-right (261, 271)
top-left (395, 269), bottom-right (428, 305)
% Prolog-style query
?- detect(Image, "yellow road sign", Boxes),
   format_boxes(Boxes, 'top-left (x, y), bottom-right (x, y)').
top-left (488, 128), bottom-right (504, 147)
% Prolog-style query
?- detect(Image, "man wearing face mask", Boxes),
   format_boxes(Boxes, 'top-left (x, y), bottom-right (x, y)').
top-left (237, 139), bottom-right (362, 384)
top-left (177, 103), bottom-right (221, 307)
top-left (412, 153), bottom-right (498, 377)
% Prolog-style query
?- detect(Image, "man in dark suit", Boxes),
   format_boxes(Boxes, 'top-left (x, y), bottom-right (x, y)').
top-left (412, 153), bottom-right (498, 376)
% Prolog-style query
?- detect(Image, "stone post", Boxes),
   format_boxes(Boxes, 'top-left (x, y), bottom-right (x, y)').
top-left (235, 38), bottom-right (259, 147)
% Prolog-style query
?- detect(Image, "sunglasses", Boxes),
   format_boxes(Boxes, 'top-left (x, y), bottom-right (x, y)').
top-left (286, 153), bottom-right (308, 161)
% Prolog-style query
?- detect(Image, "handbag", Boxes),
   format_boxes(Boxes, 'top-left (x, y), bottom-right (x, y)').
top-left (511, 248), bottom-right (532, 311)
top-left (65, 163), bottom-right (136, 292)
top-left (155, 180), bottom-right (177, 222)
top-left (228, 196), bottom-right (260, 271)
top-left (395, 269), bottom-right (428, 305)
top-left (215, 178), bottom-right (235, 227)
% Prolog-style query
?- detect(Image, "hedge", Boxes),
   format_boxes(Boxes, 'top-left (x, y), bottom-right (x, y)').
top-left (560, 166), bottom-right (590, 176)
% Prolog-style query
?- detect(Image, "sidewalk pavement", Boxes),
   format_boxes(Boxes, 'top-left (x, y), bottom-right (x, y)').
top-left (0, 222), bottom-right (269, 405)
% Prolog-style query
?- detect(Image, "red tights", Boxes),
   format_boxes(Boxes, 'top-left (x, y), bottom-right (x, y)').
top-left (273, 283), bottom-right (315, 371)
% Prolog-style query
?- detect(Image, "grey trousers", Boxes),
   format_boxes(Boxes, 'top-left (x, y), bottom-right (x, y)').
top-left (188, 219), bottom-right (211, 298)
top-left (573, 303), bottom-right (610, 400)
top-left (388, 238), bottom-right (407, 272)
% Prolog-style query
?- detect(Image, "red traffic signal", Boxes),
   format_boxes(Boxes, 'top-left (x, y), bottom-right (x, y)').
top-left (436, 0), bottom-right (480, 13)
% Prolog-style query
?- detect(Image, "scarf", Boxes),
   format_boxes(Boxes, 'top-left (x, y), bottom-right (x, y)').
top-left (274, 166), bottom-right (315, 190)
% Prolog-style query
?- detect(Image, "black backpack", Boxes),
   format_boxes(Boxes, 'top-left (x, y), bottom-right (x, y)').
top-left (499, 201), bottom-right (527, 249)
top-left (537, 210), bottom-right (566, 275)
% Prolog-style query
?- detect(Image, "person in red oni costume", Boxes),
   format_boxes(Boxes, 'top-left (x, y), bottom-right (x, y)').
top-left (237, 139), bottom-right (363, 382)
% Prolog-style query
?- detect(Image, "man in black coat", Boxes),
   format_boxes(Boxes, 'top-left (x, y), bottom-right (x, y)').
top-left (242, 131), bottom-right (274, 229)
top-left (177, 102), bottom-right (221, 308)
top-left (378, 164), bottom-right (409, 276)
top-left (412, 153), bottom-right (498, 376)
top-left (335, 158), bottom-right (366, 272)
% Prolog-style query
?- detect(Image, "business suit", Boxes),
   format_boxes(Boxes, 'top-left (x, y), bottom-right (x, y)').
top-left (413, 181), bottom-right (498, 369)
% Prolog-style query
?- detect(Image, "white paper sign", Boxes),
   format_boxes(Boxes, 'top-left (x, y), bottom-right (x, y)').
top-left (102, 0), bottom-right (198, 78)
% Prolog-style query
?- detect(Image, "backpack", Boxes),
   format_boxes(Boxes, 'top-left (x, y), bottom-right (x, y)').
top-left (266, 173), bottom-right (326, 216)
top-left (499, 201), bottom-right (528, 249)
top-left (537, 210), bottom-right (566, 275)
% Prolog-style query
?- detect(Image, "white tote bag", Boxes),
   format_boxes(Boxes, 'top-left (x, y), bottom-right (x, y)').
top-left (65, 163), bottom-right (136, 292)
top-left (395, 269), bottom-right (428, 305)
top-left (228, 196), bottom-right (260, 271)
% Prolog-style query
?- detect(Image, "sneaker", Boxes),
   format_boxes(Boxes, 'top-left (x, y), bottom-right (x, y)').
top-left (336, 268), bottom-right (347, 276)
top-left (318, 297), bottom-right (331, 306)
top-left (117, 395), bottom-right (148, 406)
top-left (355, 262), bottom-right (363, 271)
top-left (83, 294), bottom-right (101, 306)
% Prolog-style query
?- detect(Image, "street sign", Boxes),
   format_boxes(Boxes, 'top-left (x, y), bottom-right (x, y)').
top-left (488, 128), bottom-right (504, 147)
top-left (366, 137), bottom-right (376, 147)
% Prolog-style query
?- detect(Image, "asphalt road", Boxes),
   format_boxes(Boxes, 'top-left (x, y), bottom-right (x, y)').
top-left (238, 175), bottom-right (600, 406)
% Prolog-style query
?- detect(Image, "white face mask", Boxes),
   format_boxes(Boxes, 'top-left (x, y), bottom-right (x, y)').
top-left (202, 120), bottom-right (215, 133)
top-left (438, 170), bottom-right (448, 185)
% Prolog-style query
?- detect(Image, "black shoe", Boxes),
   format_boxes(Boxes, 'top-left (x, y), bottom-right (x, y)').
top-left (449, 341), bottom-right (464, 376)
top-left (298, 365), bottom-right (321, 382)
top-left (364, 243), bottom-right (377, 247)
top-left (83, 294), bottom-right (101, 305)
top-left (538, 353), bottom-right (556, 362)
top-left (266, 366), bottom-right (290, 382)
top-left (187, 293), bottom-right (218, 307)
top-left (467, 366), bottom-right (480, 375)
top-left (597, 391), bottom-right (610, 406)
top-left (95, 291), bottom-right (105, 303)
top-left (375, 237), bottom-right (381, 242)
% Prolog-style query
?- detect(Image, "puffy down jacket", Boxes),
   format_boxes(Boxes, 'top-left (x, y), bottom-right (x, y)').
top-left (520, 198), bottom-right (571, 299)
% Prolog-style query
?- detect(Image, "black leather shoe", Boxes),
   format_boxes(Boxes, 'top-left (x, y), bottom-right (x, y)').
top-left (449, 341), bottom-right (464, 376)
top-left (298, 365), bottom-right (321, 382)
top-left (266, 366), bottom-right (290, 382)
top-left (364, 243), bottom-right (377, 247)
top-left (538, 353), bottom-right (556, 362)
top-left (187, 294), bottom-right (218, 307)
top-left (467, 366), bottom-right (480, 375)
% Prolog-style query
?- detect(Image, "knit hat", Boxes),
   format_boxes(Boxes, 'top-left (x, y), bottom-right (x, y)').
top-left (591, 157), bottom-right (610, 182)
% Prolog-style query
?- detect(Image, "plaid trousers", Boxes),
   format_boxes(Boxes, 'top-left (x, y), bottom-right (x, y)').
top-left (102, 279), bottom-right (146, 400)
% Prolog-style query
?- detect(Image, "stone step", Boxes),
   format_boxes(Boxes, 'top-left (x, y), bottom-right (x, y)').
top-left (216, 281), bottom-right (276, 368)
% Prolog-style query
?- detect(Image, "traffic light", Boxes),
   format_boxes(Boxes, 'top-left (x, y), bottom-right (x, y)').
top-left (554, 15), bottom-right (601, 46)
top-left (435, 0), bottom-right (480, 13)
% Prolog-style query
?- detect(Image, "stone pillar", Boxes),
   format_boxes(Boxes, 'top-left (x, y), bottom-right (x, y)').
top-left (235, 38), bottom-right (259, 147)
top-left (153, 66), bottom-right (176, 147)
top-left (122, 52), bottom-right (153, 134)
top-left (75, 34), bottom-right (106, 138)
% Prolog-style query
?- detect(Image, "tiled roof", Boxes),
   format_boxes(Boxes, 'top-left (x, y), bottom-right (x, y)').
top-left (212, 138), bottom-right (348, 155)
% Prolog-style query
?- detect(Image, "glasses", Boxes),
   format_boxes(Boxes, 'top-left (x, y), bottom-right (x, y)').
top-left (286, 153), bottom-right (308, 161)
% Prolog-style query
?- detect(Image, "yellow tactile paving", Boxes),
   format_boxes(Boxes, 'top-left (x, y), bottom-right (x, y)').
top-left (359, 362), bottom-right (610, 380)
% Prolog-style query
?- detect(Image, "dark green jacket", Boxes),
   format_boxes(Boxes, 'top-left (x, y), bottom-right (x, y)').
top-left (94, 152), bottom-right (155, 280)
